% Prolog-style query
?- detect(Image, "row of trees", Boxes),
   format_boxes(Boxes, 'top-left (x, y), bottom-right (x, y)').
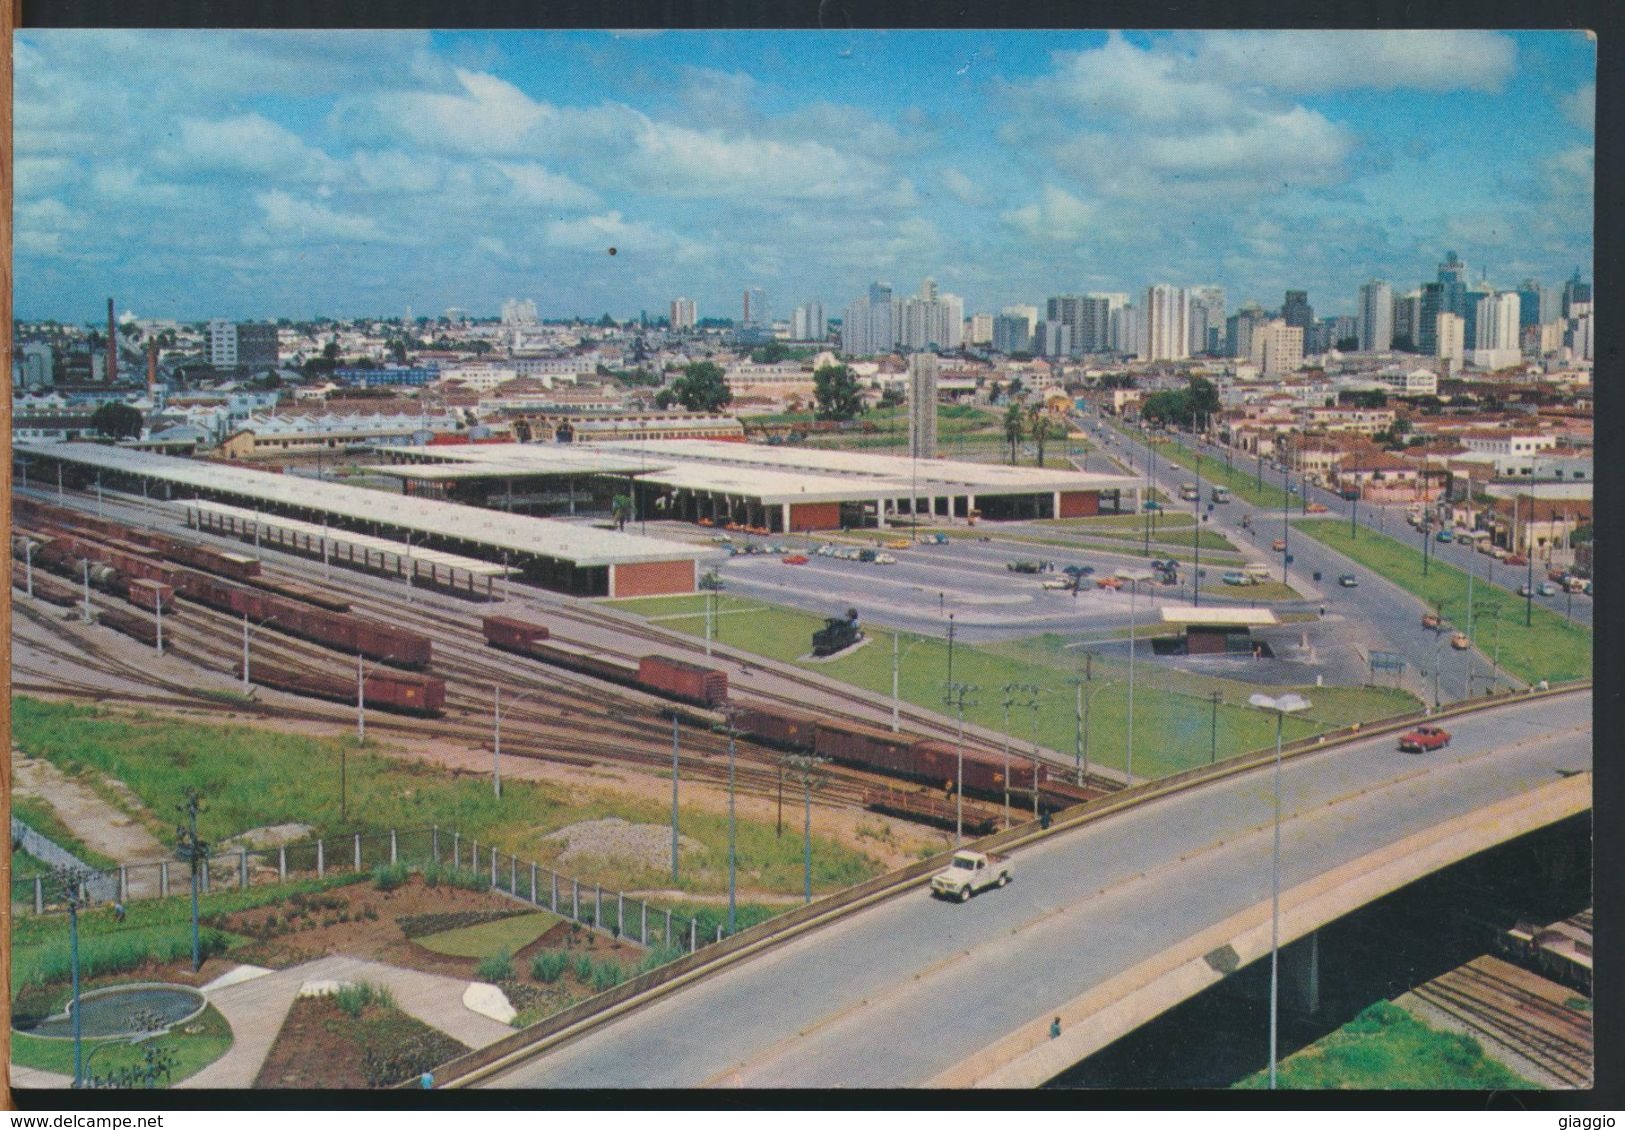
top-left (1002, 402), bottom-right (1060, 466)
top-left (1138, 376), bottom-right (1221, 430)
top-left (652, 361), bottom-right (866, 422)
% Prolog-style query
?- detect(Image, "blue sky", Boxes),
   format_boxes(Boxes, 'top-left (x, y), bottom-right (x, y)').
top-left (12, 29), bottom-right (1594, 324)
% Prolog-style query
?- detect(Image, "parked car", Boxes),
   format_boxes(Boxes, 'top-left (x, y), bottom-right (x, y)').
top-left (782, 554), bottom-right (809, 565)
top-left (1506, 554), bottom-right (1528, 566)
top-left (1339, 573), bottom-right (1358, 587)
top-left (1272, 539), bottom-right (1287, 552)
top-left (1042, 577), bottom-right (1072, 590)
top-left (1096, 576), bottom-right (1124, 590)
top-left (1436, 530), bottom-right (1453, 542)
top-left (887, 538), bottom-right (911, 550)
top-left (1422, 612), bottom-right (1443, 630)
top-left (1548, 568), bottom-right (1569, 583)
top-left (1450, 632), bottom-right (1471, 650)
top-left (874, 553), bottom-right (898, 565)
top-left (1518, 584), bottom-right (1534, 597)
top-left (1221, 571), bottom-right (1251, 585)
top-left (1342, 488), bottom-right (1362, 501)
top-left (1062, 564), bottom-right (1095, 578)
top-left (1398, 725), bottom-right (1452, 753)
top-left (930, 851), bottom-right (1011, 902)
top-left (1306, 502), bottom-right (1329, 514)
top-left (1536, 582), bottom-right (1558, 597)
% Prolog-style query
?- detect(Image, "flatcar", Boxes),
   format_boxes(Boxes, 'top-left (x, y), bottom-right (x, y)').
top-left (242, 662), bottom-right (445, 716)
top-left (95, 605), bottom-right (160, 647)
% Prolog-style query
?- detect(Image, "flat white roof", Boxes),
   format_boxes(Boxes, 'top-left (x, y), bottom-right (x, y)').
top-left (373, 440), bottom-right (1141, 501)
top-left (1159, 607), bottom-right (1280, 627)
top-left (21, 443), bottom-right (709, 569)
top-left (184, 500), bottom-right (512, 577)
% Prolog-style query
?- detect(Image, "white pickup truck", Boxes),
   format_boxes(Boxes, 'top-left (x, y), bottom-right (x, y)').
top-left (930, 850), bottom-right (1012, 902)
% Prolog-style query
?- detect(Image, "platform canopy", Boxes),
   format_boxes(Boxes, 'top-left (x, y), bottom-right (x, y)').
top-left (1158, 607), bottom-right (1280, 628)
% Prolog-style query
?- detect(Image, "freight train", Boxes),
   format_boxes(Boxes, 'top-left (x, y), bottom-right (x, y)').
top-left (481, 615), bottom-right (728, 707)
top-left (240, 662), bottom-right (446, 716)
top-left (729, 704), bottom-right (1095, 811)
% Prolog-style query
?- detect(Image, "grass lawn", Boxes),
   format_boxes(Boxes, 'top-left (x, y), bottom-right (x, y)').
top-left (9, 1003), bottom-right (234, 1087)
top-left (11, 848), bottom-right (53, 881)
top-left (1292, 522), bottom-right (1591, 684)
top-left (606, 597), bottom-right (1419, 780)
top-left (1234, 1001), bottom-right (1534, 1090)
top-left (415, 911), bottom-right (564, 958)
top-left (12, 796), bottom-right (121, 871)
top-left (9, 698), bottom-right (884, 904)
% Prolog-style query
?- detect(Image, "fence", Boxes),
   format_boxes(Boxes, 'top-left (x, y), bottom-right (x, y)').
top-left (10, 818), bottom-right (119, 903)
top-left (9, 825), bottom-right (710, 956)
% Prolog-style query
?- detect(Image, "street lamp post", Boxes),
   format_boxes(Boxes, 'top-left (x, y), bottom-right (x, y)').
top-left (1249, 692), bottom-right (1311, 1092)
top-left (492, 684), bottom-right (544, 799)
top-left (241, 613), bottom-right (277, 690)
top-left (892, 632), bottom-right (927, 732)
top-left (353, 652), bottom-right (399, 820)
top-left (946, 613), bottom-right (956, 687)
top-left (1117, 569), bottom-right (1154, 783)
top-left (1080, 680), bottom-right (1113, 787)
top-left (174, 788), bottom-right (209, 974)
top-left (1209, 691), bottom-right (1222, 764)
top-left (1281, 463), bottom-right (1290, 586)
top-left (63, 874), bottom-right (88, 1088)
top-left (671, 715), bottom-right (681, 884)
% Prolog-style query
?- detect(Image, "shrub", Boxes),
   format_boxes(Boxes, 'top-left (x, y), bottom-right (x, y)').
top-left (637, 945), bottom-right (685, 975)
top-left (573, 954), bottom-right (594, 982)
top-left (371, 862), bottom-right (409, 891)
top-left (334, 982), bottom-right (394, 1019)
top-left (18, 926), bottom-right (231, 989)
top-left (422, 861), bottom-right (490, 892)
top-left (475, 950), bottom-right (514, 982)
top-left (591, 961), bottom-right (624, 992)
top-left (531, 951), bottom-right (568, 983)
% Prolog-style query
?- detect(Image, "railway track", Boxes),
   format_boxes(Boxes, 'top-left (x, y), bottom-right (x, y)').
top-left (1410, 957), bottom-right (1592, 1087)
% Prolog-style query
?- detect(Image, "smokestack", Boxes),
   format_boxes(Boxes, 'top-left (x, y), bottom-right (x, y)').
top-left (107, 297), bottom-right (118, 383)
top-left (147, 339), bottom-right (158, 401)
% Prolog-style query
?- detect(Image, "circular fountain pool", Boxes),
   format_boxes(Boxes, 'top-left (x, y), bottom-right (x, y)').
top-left (15, 983), bottom-right (207, 1039)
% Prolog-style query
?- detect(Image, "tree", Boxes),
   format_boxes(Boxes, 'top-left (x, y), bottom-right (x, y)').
top-left (91, 401), bottom-right (143, 440)
top-left (1187, 376), bottom-right (1220, 427)
top-left (669, 361), bottom-right (732, 412)
top-left (654, 389), bottom-right (677, 410)
top-left (878, 386), bottom-right (905, 409)
top-left (1029, 409), bottom-right (1055, 467)
top-left (751, 341), bottom-right (789, 364)
top-left (813, 363), bottom-right (862, 421)
top-left (611, 493), bottom-right (635, 531)
top-left (1003, 402), bottom-right (1025, 464)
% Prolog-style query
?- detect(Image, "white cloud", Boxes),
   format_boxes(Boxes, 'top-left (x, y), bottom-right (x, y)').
top-left (1021, 33), bottom-right (1240, 125)
top-left (255, 189), bottom-right (382, 243)
top-left (1563, 83), bottom-right (1595, 131)
top-left (1002, 184), bottom-right (1097, 242)
top-left (14, 156), bottom-right (78, 192)
top-left (494, 162), bottom-right (601, 210)
top-left (374, 68), bottom-right (552, 156)
top-left (1189, 31), bottom-right (1517, 94)
top-left (162, 114), bottom-right (338, 180)
top-left (940, 169), bottom-right (990, 207)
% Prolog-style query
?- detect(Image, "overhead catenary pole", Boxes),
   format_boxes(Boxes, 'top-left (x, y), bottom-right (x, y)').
top-left (671, 715), bottom-right (681, 884)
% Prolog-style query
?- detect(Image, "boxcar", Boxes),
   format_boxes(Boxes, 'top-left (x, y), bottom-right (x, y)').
top-left (482, 615), bottom-right (550, 651)
top-left (732, 705), bottom-right (818, 751)
top-left (814, 719), bottom-right (918, 777)
top-left (126, 578), bottom-right (175, 612)
top-left (96, 605), bottom-right (159, 647)
top-left (637, 655), bottom-right (728, 707)
top-left (245, 662), bottom-right (445, 716)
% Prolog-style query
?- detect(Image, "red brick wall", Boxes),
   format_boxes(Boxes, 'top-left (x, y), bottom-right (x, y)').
top-left (1057, 491), bottom-right (1099, 518)
top-left (612, 559), bottom-right (696, 598)
top-left (789, 501), bottom-right (842, 531)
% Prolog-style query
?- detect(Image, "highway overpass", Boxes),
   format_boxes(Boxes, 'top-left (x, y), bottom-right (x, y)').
top-left (474, 689), bottom-right (1590, 1089)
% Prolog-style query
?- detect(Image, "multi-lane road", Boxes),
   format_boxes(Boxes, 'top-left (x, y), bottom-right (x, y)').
top-left (484, 690), bottom-right (1591, 1089)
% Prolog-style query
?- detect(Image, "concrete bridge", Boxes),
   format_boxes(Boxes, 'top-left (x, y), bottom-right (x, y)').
top-left (471, 689), bottom-right (1590, 1089)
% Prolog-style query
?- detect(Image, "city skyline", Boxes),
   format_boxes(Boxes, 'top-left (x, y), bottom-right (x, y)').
top-left (13, 29), bottom-right (1594, 323)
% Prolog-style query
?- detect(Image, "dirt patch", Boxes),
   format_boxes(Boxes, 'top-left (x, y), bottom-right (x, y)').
top-left (10, 754), bottom-right (167, 863)
top-left (252, 995), bottom-right (468, 1089)
top-left (218, 824), bottom-right (316, 852)
top-left (544, 818), bottom-right (704, 872)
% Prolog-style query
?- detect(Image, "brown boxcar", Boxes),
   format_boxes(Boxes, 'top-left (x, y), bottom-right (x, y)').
top-left (246, 575), bottom-right (352, 613)
top-left (482, 615), bottom-right (550, 650)
top-left (353, 618), bottom-right (433, 668)
top-left (814, 719), bottom-right (918, 777)
top-left (637, 655), bottom-right (728, 707)
top-left (732, 704), bottom-right (818, 751)
top-left (244, 662), bottom-right (445, 716)
top-left (527, 640), bottom-right (641, 686)
top-left (126, 579), bottom-right (175, 612)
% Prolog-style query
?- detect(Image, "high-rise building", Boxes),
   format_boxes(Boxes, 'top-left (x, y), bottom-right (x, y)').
top-left (236, 323), bottom-right (280, 372)
top-left (1561, 270), bottom-right (1592, 317)
top-left (1249, 319), bottom-right (1303, 376)
top-left (1186, 286), bottom-right (1225, 356)
top-left (1281, 290), bottom-right (1313, 331)
top-left (743, 288), bottom-right (770, 328)
top-left (791, 300), bottom-right (826, 341)
top-left (1436, 311), bottom-right (1465, 368)
top-left (1074, 294), bottom-right (1120, 354)
top-left (1437, 252), bottom-right (1469, 324)
top-left (907, 353), bottom-right (939, 459)
top-left (900, 280), bottom-right (963, 350)
top-left (1109, 304), bottom-right (1141, 356)
top-left (1471, 291), bottom-right (1522, 370)
top-left (842, 284), bottom-right (901, 356)
top-left (1226, 304), bottom-right (1268, 359)
top-left (500, 298), bottom-right (538, 325)
top-left (1046, 295), bottom-right (1085, 357)
top-left (992, 314), bottom-right (1032, 355)
top-left (1144, 285), bottom-right (1189, 361)
top-left (967, 313), bottom-right (995, 346)
top-left (669, 297), bottom-right (697, 330)
top-left (18, 343), bottom-right (52, 388)
top-left (1358, 280), bottom-right (1393, 351)
top-left (1418, 282), bottom-right (1446, 355)
top-left (207, 319), bottom-right (238, 369)
top-left (1516, 281), bottom-right (1548, 329)
top-left (1461, 281), bottom-right (1494, 357)
top-left (1035, 320), bottom-right (1072, 358)
top-left (1392, 289), bottom-right (1422, 349)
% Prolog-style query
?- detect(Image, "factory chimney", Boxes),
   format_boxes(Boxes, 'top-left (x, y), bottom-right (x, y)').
top-left (147, 339), bottom-right (158, 402)
top-left (107, 297), bottom-right (118, 383)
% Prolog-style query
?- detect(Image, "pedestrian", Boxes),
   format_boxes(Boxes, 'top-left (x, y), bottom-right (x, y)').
top-left (1050, 1017), bottom-right (1062, 1039)
top-left (419, 1071), bottom-right (434, 1089)
top-left (1319, 605), bottom-right (1325, 618)
top-left (112, 901), bottom-right (126, 923)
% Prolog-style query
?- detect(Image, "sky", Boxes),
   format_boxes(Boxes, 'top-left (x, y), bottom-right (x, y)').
top-left (12, 29), bottom-right (1596, 325)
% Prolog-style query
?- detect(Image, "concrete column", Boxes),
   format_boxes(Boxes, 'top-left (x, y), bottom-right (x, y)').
top-left (641, 901), bottom-right (648, 945)
top-left (617, 892), bottom-right (624, 936)
top-left (317, 839), bottom-right (324, 877)
top-left (354, 833), bottom-right (362, 872)
top-left (453, 831), bottom-right (460, 868)
top-left (689, 918), bottom-right (697, 953)
top-left (876, 500), bottom-right (887, 529)
top-left (34, 877), bottom-right (43, 914)
top-left (510, 855), bottom-right (517, 894)
top-left (551, 872), bottom-right (559, 912)
top-left (967, 493), bottom-right (976, 518)
top-left (390, 829), bottom-right (398, 864)
top-left (432, 826), bottom-right (440, 863)
top-left (279, 845), bottom-right (287, 882)
top-left (1053, 491), bottom-right (1062, 518)
top-left (572, 878), bottom-right (579, 920)
top-left (594, 885), bottom-right (602, 928)
top-left (240, 848), bottom-right (248, 889)
top-left (530, 863), bottom-right (538, 904)
top-left (782, 502), bottom-right (792, 533)
top-left (119, 867), bottom-right (128, 901)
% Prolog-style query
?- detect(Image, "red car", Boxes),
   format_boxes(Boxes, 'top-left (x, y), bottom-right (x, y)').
top-left (1398, 725), bottom-right (1452, 753)
top-left (1506, 554), bottom-right (1528, 566)
top-left (782, 554), bottom-right (809, 565)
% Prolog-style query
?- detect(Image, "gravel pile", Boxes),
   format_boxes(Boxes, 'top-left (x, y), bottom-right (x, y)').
top-left (545, 819), bottom-right (702, 871)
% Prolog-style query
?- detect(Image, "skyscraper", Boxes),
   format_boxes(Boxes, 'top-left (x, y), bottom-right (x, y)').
top-left (992, 314), bottom-right (1031, 355)
top-left (1109, 304), bottom-right (1141, 356)
top-left (1144, 285), bottom-right (1189, 361)
top-left (967, 313), bottom-right (995, 346)
top-left (1435, 312), bottom-right (1465, 368)
top-left (500, 298), bottom-right (538, 325)
top-left (1358, 280), bottom-right (1393, 351)
top-left (743, 288), bottom-right (770, 327)
top-left (1561, 270), bottom-right (1592, 317)
top-left (1282, 290), bottom-right (1313, 331)
top-left (791, 300), bottom-right (826, 341)
top-left (1035, 320), bottom-right (1071, 358)
top-left (1418, 282), bottom-right (1445, 355)
top-left (1516, 280), bottom-right (1556, 328)
top-left (900, 280), bottom-right (963, 350)
top-left (1226, 304), bottom-right (1268, 359)
top-left (1393, 289), bottom-right (1422, 350)
top-left (207, 318), bottom-right (238, 369)
top-left (1188, 287), bottom-right (1226, 356)
top-left (669, 297), bottom-right (697, 330)
top-left (1046, 295), bottom-right (1086, 357)
top-left (1249, 319), bottom-right (1303, 376)
top-left (907, 353), bottom-right (939, 459)
top-left (842, 284), bottom-right (900, 356)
